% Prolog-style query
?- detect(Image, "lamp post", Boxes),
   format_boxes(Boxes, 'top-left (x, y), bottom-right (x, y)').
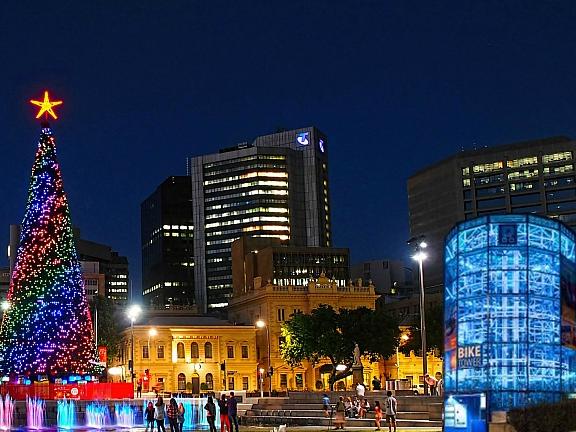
top-left (396, 334), bottom-right (409, 380)
top-left (408, 236), bottom-right (428, 395)
top-left (126, 304), bottom-right (142, 385)
top-left (255, 319), bottom-right (272, 396)
top-left (259, 368), bottom-right (265, 398)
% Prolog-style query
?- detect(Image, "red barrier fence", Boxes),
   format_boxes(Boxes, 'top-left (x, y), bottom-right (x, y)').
top-left (0, 383), bottom-right (134, 400)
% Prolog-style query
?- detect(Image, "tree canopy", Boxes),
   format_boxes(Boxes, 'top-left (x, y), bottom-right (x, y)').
top-left (91, 295), bottom-right (123, 364)
top-left (280, 305), bottom-right (400, 389)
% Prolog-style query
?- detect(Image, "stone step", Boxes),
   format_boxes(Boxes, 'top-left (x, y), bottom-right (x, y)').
top-left (251, 402), bottom-right (439, 412)
top-left (243, 415), bottom-right (442, 428)
top-left (245, 409), bottom-right (429, 420)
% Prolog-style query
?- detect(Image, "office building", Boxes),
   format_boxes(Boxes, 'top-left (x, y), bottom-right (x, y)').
top-left (9, 225), bottom-right (130, 304)
top-left (141, 176), bottom-right (194, 307)
top-left (351, 259), bottom-right (416, 297)
top-left (231, 237), bottom-right (348, 295)
top-left (408, 136), bottom-right (576, 288)
top-left (0, 267), bottom-right (9, 302)
top-left (187, 126), bottom-right (331, 311)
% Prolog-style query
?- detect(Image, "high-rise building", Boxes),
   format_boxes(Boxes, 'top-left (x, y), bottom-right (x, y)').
top-left (408, 136), bottom-right (576, 287)
top-left (9, 225), bottom-right (130, 304)
top-left (187, 127), bottom-right (330, 311)
top-left (141, 176), bottom-right (194, 307)
top-left (0, 267), bottom-right (9, 302)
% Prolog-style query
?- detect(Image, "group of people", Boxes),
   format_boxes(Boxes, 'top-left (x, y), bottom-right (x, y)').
top-left (145, 397), bottom-right (185, 432)
top-left (424, 373), bottom-right (444, 396)
top-left (145, 392), bottom-right (239, 432)
top-left (327, 391), bottom-right (398, 432)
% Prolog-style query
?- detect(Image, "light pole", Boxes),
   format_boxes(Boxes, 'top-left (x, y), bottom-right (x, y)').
top-left (255, 319), bottom-right (272, 396)
top-left (259, 368), bottom-right (265, 398)
top-left (408, 236), bottom-right (428, 395)
top-left (396, 334), bottom-right (409, 380)
top-left (126, 304), bottom-right (142, 385)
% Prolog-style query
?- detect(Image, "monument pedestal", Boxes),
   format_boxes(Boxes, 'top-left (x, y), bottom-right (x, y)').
top-left (352, 365), bottom-right (364, 385)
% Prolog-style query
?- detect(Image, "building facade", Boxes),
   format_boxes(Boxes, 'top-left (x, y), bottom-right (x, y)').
top-left (187, 127), bottom-right (331, 311)
top-left (351, 259), bottom-right (416, 296)
top-left (141, 176), bottom-right (195, 307)
top-left (408, 136), bottom-right (576, 288)
top-left (228, 275), bottom-right (380, 392)
top-left (0, 267), bottom-right (9, 302)
top-left (445, 214), bottom-right (576, 411)
top-left (80, 261), bottom-right (106, 302)
top-left (231, 237), bottom-right (348, 295)
top-left (114, 312), bottom-right (258, 394)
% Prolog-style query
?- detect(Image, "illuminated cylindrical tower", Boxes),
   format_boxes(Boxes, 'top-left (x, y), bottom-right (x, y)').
top-left (444, 214), bottom-right (576, 411)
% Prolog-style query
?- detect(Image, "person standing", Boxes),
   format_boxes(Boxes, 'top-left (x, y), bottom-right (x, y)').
top-left (204, 396), bottom-right (217, 432)
top-left (372, 376), bottom-right (381, 391)
top-left (424, 374), bottom-right (438, 396)
top-left (356, 382), bottom-right (366, 398)
top-left (145, 401), bottom-right (155, 432)
top-left (137, 379), bottom-right (143, 398)
top-left (154, 397), bottom-right (166, 432)
top-left (227, 391), bottom-right (239, 432)
top-left (167, 398), bottom-right (178, 432)
top-left (385, 391), bottom-right (397, 432)
top-left (218, 394), bottom-right (230, 432)
top-left (177, 402), bottom-right (185, 432)
top-left (373, 401), bottom-right (382, 431)
top-left (334, 396), bottom-right (346, 430)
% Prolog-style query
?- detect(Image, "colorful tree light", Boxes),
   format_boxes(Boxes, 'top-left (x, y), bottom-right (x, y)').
top-left (0, 97), bottom-right (96, 377)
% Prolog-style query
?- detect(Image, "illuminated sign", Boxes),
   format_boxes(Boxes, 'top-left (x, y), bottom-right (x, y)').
top-left (296, 132), bottom-right (309, 146)
top-left (30, 91), bottom-right (63, 120)
top-left (319, 139), bottom-right (325, 153)
top-left (457, 345), bottom-right (483, 368)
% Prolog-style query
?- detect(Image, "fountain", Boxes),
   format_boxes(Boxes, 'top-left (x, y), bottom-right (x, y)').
top-left (57, 399), bottom-right (76, 429)
top-left (86, 403), bottom-right (111, 429)
top-left (26, 397), bottom-right (45, 429)
top-left (0, 395), bottom-right (14, 430)
top-left (114, 402), bottom-right (136, 428)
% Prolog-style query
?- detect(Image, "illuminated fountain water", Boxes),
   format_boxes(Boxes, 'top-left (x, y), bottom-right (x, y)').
top-left (86, 403), bottom-right (111, 429)
top-left (114, 402), bottom-right (136, 428)
top-left (26, 397), bottom-right (45, 429)
top-left (0, 395), bottom-right (14, 430)
top-left (57, 399), bottom-right (77, 429)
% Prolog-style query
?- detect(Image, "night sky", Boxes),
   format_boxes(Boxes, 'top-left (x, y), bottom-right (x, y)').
top-left (1, 1), bottom-right (576, 296)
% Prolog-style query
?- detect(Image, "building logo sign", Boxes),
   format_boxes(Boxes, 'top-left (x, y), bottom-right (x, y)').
top-left (498, 225), bottom-right (517, 245)
top-left (457, 345), bottom-right (483, 368)
top-left (296, 132), bottom-right (309, 146)
top-left (319, 139), bottom-right (325, 153)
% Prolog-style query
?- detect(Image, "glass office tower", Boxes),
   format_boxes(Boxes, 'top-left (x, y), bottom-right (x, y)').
top-left (445, 214), bottom-right (576, 411)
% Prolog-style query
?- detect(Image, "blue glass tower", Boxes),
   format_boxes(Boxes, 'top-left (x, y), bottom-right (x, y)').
top-left (444, 214), bottom-right (576, 411)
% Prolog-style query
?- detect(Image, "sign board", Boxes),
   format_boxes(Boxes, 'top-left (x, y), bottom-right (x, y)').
top-left (457, 345), bottom-right (483, 368)
top-left (444, 393), bottom-right (487, 432)
top-left (98, 346), bottom-right (107, 364)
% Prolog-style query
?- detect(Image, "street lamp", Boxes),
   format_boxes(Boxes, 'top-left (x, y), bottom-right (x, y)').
top-left (396, 334), bottom-right (410, 380)
top-left (408, 236), bottom-right (428, 395)
top-left (126, 304), bottom-right (142, 384)
top-left (1, 301), bottom-right (10, 312)
top-left (255, 319), bottom-right (272, 396)
top-left (259, 368), bottom-right (265, 398)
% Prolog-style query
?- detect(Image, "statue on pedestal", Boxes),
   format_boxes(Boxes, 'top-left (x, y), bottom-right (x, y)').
top-left (353, 343), bottom-right (361, 366)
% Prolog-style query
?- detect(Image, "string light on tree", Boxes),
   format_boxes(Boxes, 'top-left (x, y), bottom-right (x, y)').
top-left (0, 91), bottom-right (97, 378)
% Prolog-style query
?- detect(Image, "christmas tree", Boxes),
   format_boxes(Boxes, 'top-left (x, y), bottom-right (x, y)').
top-left (0, 92), bottom-right (96, 377)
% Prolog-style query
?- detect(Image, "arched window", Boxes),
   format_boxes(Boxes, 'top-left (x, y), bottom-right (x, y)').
top-left (205, 373), bottom-right (213, 390)
top-left (191, 342), bottom-right (199, 358)
top-left (178, 373), bottom-right (186, 391)
top-left (204, 342), bottom-right (212, 359)
top-left (177, 342), bottom-right (185, 359)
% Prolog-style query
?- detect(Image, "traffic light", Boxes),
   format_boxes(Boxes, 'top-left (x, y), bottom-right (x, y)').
top-left (220, 361), bottom-right (226, 371)
top-left (268, 366), bottom-right (274, 376)
top-left (128, 360), bottom-right (133, 371)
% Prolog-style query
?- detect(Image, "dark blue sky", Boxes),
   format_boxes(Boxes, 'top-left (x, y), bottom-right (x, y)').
top-left (1, 1), bottom-right (576, 294)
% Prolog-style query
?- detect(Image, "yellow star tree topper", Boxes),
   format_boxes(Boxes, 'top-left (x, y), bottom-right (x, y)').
top-left (30, 91), bottom-right (63, 119)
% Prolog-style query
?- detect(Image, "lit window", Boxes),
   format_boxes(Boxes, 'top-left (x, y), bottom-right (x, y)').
top-left (543, 152), bottom-right (572, 164)
top-left (157, 345), bottom-right (165, 359)
top-left (472, 162), bottom-right (503, 174)
top-left (227, 346), bottom-right (234, 358)
top-left (241, 345), bottom-right (249, 359)
top-left (462, 167), bottom-right (470, 176)
top-left (177, 342), bottom-right (185, 359)
top-left (506, 157), bottom-right (538, 168)
top-left (508, 169), bottom-right (539, 181)
top-left (543, 164), bottom-right (574, 176)
top-left (463, 179), bottom-right (471, 187)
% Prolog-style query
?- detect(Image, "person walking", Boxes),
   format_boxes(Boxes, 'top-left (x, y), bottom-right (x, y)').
top-left (204, 396), bottom-right (217, 432)
top-left (177, 402), bottom-right (185, 432)
top-left (218, 394), bottom-right (231, 432)
top-left (322, 393), bottom-right (330, 417)
top-left (385, 391), bottom-right (397, 432)
top-left (154, 397), bottom-right (166, 432)
top-left (373, 401), bottom-right (382, 431)
top-left (227, 391), bottom-right (239, 432)
top-left (167, 398), bottom-right (179, 432)
top-left (334, 396), bottom-right (346, 430)
top-left (145, 401), bottom-right (155, 432)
